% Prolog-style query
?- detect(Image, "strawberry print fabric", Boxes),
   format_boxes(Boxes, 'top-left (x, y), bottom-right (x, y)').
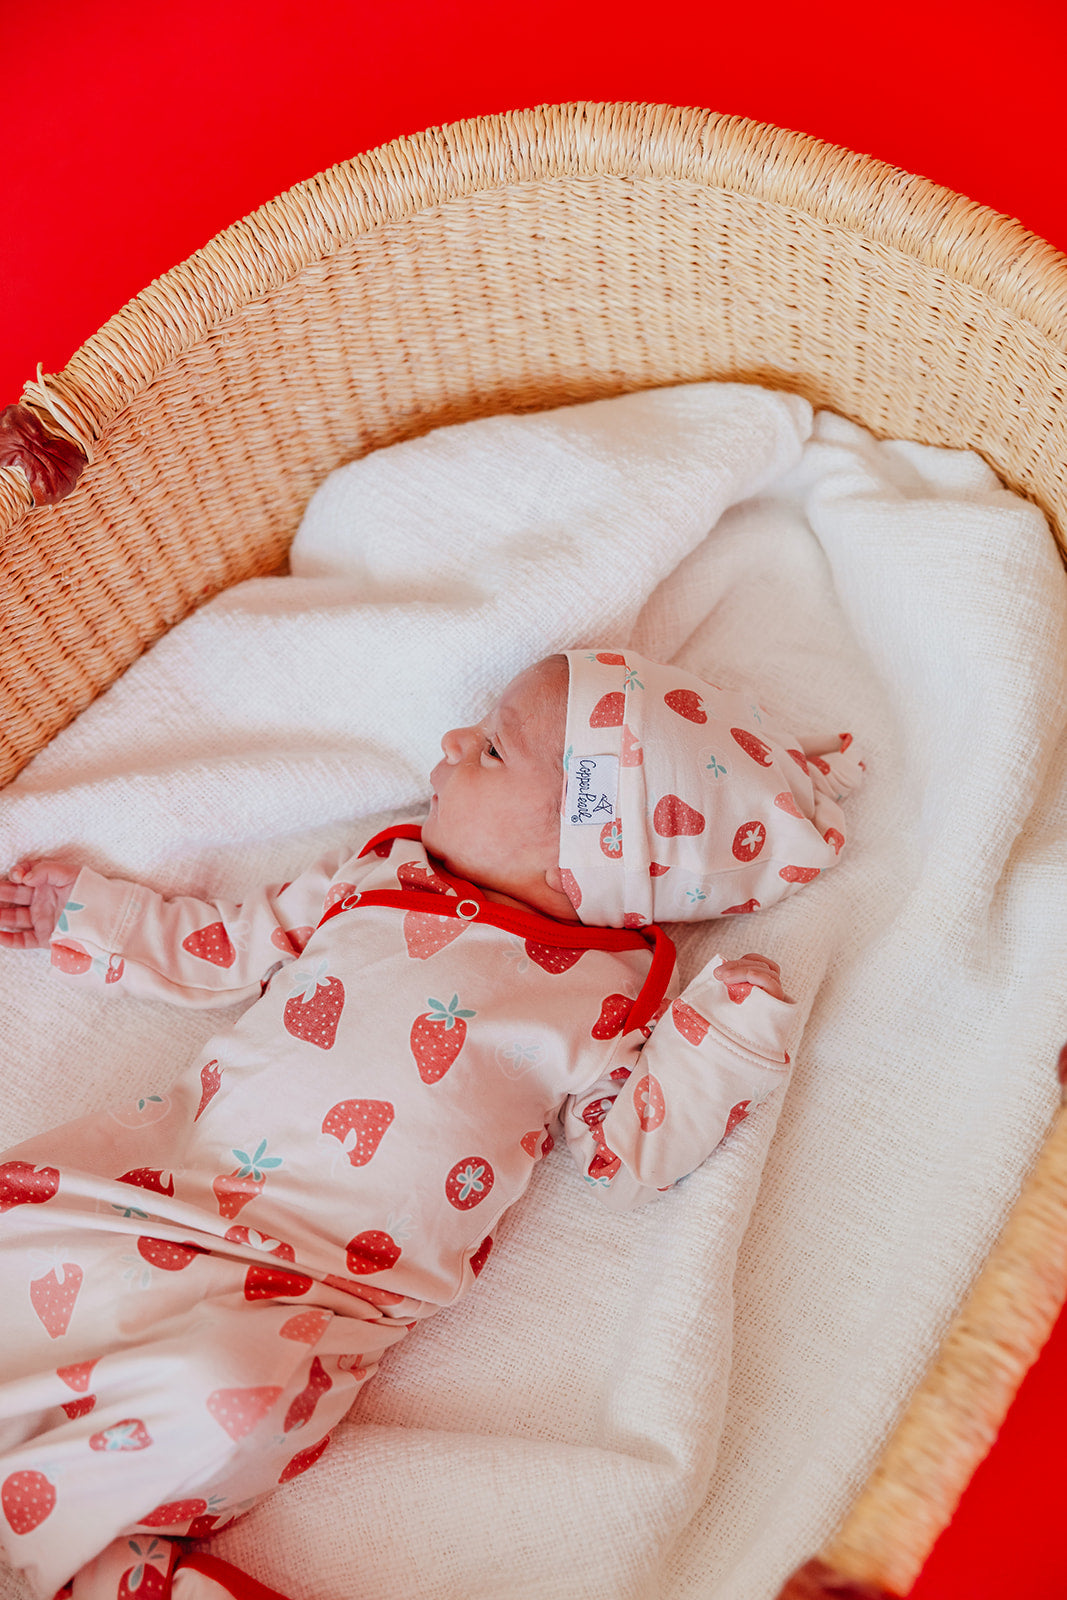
top-left (0, 826), bottom-right (794, 1598)
top-left (560, 649), bottom-right (864, 928)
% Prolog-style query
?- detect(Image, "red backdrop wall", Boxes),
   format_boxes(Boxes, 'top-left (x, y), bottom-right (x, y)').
top-left (3, 4), bottom-right (1067, 1596)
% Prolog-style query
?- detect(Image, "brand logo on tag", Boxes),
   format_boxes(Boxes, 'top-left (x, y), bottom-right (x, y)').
top-left (566, 754), bottom-right (619, 825)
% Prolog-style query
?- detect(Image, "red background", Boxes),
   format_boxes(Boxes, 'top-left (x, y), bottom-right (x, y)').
top-left (3, 3), bottom-right (1066, 1595)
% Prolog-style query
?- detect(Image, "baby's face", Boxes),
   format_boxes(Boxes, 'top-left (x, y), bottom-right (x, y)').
top-left (422, 657), bottom-right (573, 916)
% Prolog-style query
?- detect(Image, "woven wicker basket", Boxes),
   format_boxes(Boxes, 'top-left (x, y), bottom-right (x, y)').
top-left (2, 102), bottom-right (1066, 1599)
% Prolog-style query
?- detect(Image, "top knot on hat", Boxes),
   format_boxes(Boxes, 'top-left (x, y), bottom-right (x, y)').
top-left (558, 649), bottom-right (863, 928)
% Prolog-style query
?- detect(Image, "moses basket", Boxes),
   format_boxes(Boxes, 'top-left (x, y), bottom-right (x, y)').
top-left (1, 102), bottom-right (1066, 1599)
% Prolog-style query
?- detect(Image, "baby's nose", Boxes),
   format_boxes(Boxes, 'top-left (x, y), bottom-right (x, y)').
top-left (440, 726), bottom-right (473, 763)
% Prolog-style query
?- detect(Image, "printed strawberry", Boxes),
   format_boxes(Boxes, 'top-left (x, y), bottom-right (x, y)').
top-left (345, 1229), bottom-right (401, 1275)
top-left (672, 1000), bottom-right (709, 1046)
top-left (89, 1418), bottom-right (152, 1452)
top-left (212, 1140), bottom-right (282, 1218)
top-left (587, 1126), bottom-right (621, 1180)
top-left (50, 941), bottom-right (92, 974)
top-left (321, 1100), bottom-right (395, 1166)
top-left (591, 993), bottom-right (630, 1039)
top-left (271, 924), bottom-right (313, 954)
top-left (594, 652), bottom-right (627, 666)
top-left (244, 1264), bottom-right (313, 1301)
top-left (278, 1432), bottom-right (331, 1484)
top-left (779, 865), bottom-right (820, 883)
top-left (470, 1236), bottom-right (493, 1277)
top-left (809, 755), bottom-right (832, 775)
top-left (731, 728), bottom-right (774, 766)
top-left (786, 748), bottom-right (810, 774)
top-left (323, 881), bottom-right (358, 911)
top-left (559, 868), bottom-right (582, 910)
top-left (726, 982), bottom-right (753, 1003)
top-left (774, 790), bottom-right (804, 818)
top-left (581, 1097), bottom-right (614, 1128)
top-left (279, 1308), bottom-right (332, 1344)
top-left (731, 820), bottom-right (767, 861)
top-left (57, 1359), bottom-right (97, 1393)
top-left (653, 795), bottom-right (706, 837)
top-left (724, 1100), bottom-right (752, 1137)
top-left (589, 692), bottom-right (625, 728)
top-left (105, 954), bottom-right (125, 984)
top-left (30, 1261), bottom-right (83, 1338)
top-left (839, 732), bottom-right (854, 751)
top-left (410, 993), bottom-right (476, 1084)
top-left (283, 961), bottom-right (345, 1048)
top-left (186, 1511), bottom-right (234, 1539)
top-left (664, 688), bottom-right (707, 723)
top-left (139, 1498), bottom-right (208, 1529)
top-left (445, 1157), bottom-right (495, 1210)
top-left (60, 1395), bottom-right (96, 1419)
top-left (520, 1130), bottom-right (543, 1157)
top-left (402, 911), bottom-right (465, 959)
top-left (118, 1167), bottom-right (174, 1197)
top-left (600, 817), bottom-right (623, 858)
top-left (633, 1073), bottom-right (666, 1132)
top-left (284, 1355), bottom-right (332, 1432)
top-left (206, 1385), bottom-right (282, 1441)
top-left (0, 1160), bottom-right (59, 1212)
top-left (524, 941), bottom-right (585, 974)
top-left (224, 1225), bottom-right (295, 1259)
top-left (620, 724), bottom-right (644, 766)
top-left (824, 828), bottom-right (845, 854)
top-left (117, 1540), bottom-right (172, 1600)
top-left (194, 1059), bottom-right (221, 1122)
top-left (2, 1469), bottom-right (56, 1534)
top-left (181, 921), bottom-right (236, 967)
top-left (397, 861), bottom-right (452, 895)
top-left (136, 1237), bottom-right (207, 1272)
top-left (721, 898), bottom-right (760, 914)
top-left (649, 862), bottom-right (670, 877)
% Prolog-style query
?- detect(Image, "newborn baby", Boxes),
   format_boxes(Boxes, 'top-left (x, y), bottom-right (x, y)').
top-left (0, 648), bottom-right (861, 1600)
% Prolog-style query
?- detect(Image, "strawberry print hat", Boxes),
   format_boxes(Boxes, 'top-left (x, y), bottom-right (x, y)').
top-left (558, 649), bottom-right (863, 927)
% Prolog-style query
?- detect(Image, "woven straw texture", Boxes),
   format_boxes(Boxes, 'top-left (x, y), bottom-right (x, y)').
top-left (2, 102), bottom-right (1066, 1596)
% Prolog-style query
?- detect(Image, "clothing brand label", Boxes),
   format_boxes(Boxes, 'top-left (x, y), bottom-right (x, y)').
top-left (565, 754), bottom-right (619, 825)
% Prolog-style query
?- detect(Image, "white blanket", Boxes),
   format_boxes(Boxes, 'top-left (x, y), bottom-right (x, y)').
top-left (1, 383), bottom-right (1065, 1600)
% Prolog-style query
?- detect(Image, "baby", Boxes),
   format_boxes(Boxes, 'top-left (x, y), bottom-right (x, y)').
top-left (0, 648), bottom-right (861, 1600)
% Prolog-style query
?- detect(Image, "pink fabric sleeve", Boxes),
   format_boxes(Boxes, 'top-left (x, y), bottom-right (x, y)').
top-left (562, 956), bottom-right (796, 1211)
top-left (47, 848), bottom-right (357, 1006)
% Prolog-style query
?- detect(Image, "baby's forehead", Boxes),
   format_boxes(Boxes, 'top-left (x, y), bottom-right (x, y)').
top-left (499, 658), bottom-right (568, 759)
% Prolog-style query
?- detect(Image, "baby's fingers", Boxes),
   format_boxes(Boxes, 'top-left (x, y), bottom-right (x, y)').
top-left (0, 880), bottom-right (34, 906)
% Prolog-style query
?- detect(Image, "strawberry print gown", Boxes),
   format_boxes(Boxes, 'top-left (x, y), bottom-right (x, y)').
top-left (0, 826), bottom-right (795, 1600)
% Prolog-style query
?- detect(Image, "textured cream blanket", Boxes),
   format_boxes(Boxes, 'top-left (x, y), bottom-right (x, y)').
top-left (1, 384), bottom-right (1065, 1600)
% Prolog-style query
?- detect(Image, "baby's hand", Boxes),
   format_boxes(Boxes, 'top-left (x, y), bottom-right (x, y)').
top-left (712, 953), bottom-right (791, 1004)
top-left (0, 860), bottom-right (81, 950)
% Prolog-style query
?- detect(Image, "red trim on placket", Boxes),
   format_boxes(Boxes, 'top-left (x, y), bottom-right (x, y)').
top-left (173, 1551), bottom-right (295, 1600)
top-left (337, 824), bottom-right (676, 1034)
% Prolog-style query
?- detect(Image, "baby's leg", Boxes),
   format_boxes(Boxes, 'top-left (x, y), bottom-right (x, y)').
top-left (0, 1228), bottom-right (408, 1600)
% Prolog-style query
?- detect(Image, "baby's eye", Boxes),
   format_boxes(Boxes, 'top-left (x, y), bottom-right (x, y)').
top-left (486, 742), bottom-right (501, 760)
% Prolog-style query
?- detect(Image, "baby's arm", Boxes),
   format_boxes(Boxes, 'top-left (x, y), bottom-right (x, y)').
top-left (0, 850), bottom-right (354, 1006)
top-left (563, 953), bottom-right (796, 1211)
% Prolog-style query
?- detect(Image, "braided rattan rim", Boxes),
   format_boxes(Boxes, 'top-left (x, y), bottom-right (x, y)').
top-left (4, 100), bottom-right (1067, 459)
